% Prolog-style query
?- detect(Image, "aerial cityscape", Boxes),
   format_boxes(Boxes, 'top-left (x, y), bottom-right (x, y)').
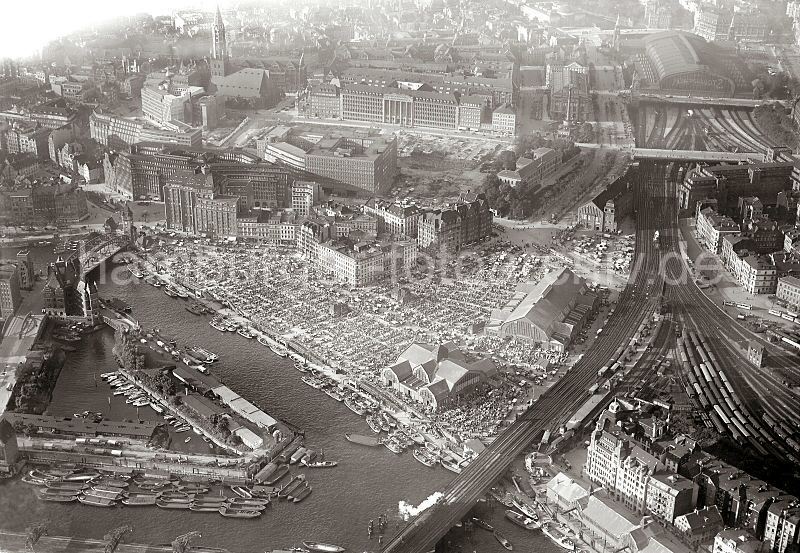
top-left (1, 0), bottom-right (800, 552)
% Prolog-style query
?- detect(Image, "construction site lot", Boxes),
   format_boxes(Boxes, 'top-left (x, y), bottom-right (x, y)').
top-left (392, 133), bottom-right (505, 200)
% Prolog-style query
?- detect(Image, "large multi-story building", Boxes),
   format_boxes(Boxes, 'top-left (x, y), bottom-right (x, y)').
top-left (338, 67), bottom-right (516, 107)
top-left (713, 530), bottom-right (760, 553)
top-left (90, 112), bottom-right (202, 150)
top-left (291, 181), bottom-right (321, 217)
top-left (777, 276), bottom-right (800, 308)
top-left (763, 497), bottom-right (800, 553)
top-left (416, 194), bottom-right (492, 252)
top-left (15, 250), bottom-right (34, 291)
top-left (163, 169), bottom-right (238, 237)
top-left (305, 84), bottom-right (340, 118)
top-left (363, 198), bottom-right (420, 237)
top-left (696, 207), bottom-right (740, 253)
top-left (646, 472), bottom-right (699, 524)
top-left (546, 62), bottom-right (589, 122)
top-left (693, 5), bottom-right (768, 43)
top-left (304, 135), bottom-right (397, 194)
top-left (679, 161), bottom-right (794, 213)
top-left (4, 122), bottom-right (50, 159)
top-left (236, 210), bottom-right (300, 245)
top-left (4, 184), bottom-right (89, 225)
top-left (300, 231), bottom-right (418, 287)
top-left (0, 264), bottom-right (21, 321)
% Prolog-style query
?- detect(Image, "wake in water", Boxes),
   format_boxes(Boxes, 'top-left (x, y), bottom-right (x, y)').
top-left (398, 492), bottom-right (443, 521)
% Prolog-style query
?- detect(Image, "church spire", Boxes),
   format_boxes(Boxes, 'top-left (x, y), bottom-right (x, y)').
top-left (211, 4), bottom-right (228, 62)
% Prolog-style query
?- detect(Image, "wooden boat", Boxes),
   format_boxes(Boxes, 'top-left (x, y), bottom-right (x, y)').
top-left (86, 486), bottom-right (125, 497)
top-left (263, 464), bottom-right (290, 485)
top-left (290, 447), bottom-right (308, 465)
top-left (471, 517), bottom-right (494, 531)
top-left (278, 475), bottom-right (306, 498)
top-left (178, 485), bottom-right (209, 494)
top-left (302, 542), bottom-right (345, 553)
top-left (156, 499), bottom-right (191, 509)
top-left (226, 499), bottom-right (268, 510)
top-left (189, 504), bottom-right (223, 512)
top-left (494, 530), bottom-right (513, 550)
top-left (38, 491), bottom-right (78, 503)
top-left (344, 433), bottom-right (380, 447)
top-left (38, 487), bottom-right (82, 497)
top-left (45, 481), bottom-right (88, 491)
top-left (121, 494), bottom-right (157, 506)
top-left (291, 485), bottom-right (312, 503)
top-left (78, 494), bottom-right (117, 507)
top-left (218, 506), bottom-right (261, 518)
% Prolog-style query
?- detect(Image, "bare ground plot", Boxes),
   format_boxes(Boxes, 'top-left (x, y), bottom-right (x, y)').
top-left (392, 134), bottom-right (506, 200)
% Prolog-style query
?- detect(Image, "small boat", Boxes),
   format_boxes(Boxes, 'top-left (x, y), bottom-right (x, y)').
top-left (189, 504), bottom-right (223, 512)
top-left (366, 416), bottom-right (382, 433)
top-left (156, 500), bottom-right (191, 509)
top-left (384, 439), bottom-right (403, 454)
top-left (505, 510), bottom-right (540, 530)
top-left (278, 476), bottom-right (306, 499)
top-left (302, 542), bottom-right (345, 553)
top-left (542, 524), bottom-right (577, 551)
top-left (494, 530), bottom-right (513, 551)
top-left (38, 492), bottom-right (78, 503)
top-left (149, 402), bottom-right (164, 414)
top-left (184, 437), bottom-right (192, 443)
top-left (471, 517), bottom-right (494, 531)
top-left (264, 465), bottom-right (290, 485)
top-left (231, 485), bottom-right (252, 499)
top-left (164, 286), bottom-right (178, 298)
top-left (293, 361), bottom-right (309, 373)
top-left (218, 506), bottom-right (261, 518)
top-left (45, 481), bottom-right (88, 491)
top-left (187, 346), bottom-right (219, 363)
top-left (303, 460), bottom-right (337, 468)
top-left (441, 457), bottom-right (464, 474)
top-left (413, 449), bottom-right (437, 467)
top-left (301, 376), bottom-right (324, 389)
top-left (227, 498), bottom-right (269, 510)
top-left (292, 485), bottom-right (312, 503)
top-left (178, 483), bottom-right (210, 493)
top-left (344, 398), bottom-right (366, 416)
top-left (345, 433), bottom-right (380, 447)
top-left (78, 495), bottom-right (117, 507)
top-left (410, 433), bottom-right (426, 445)
top-left (511, 497), bottom-right (539, 520)
top-left (237, 328), bottom-right (256, 339)
top-left (324, 388), bottom-right (345, 402)
top-left (63, 473), bottom-right (100, 482)
top-left (209, 319), bottom-right (228, 332)
top-left (122, 494), bottom-right (157, 506)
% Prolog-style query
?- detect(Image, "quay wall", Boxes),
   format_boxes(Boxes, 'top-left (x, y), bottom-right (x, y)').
top-left (19, 443), bottom-right (249, 481)
top-left (0, 530), bottom-right (232, 553)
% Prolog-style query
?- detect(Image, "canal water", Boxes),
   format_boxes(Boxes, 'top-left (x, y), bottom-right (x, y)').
top-left (0, 245), bottom-right (560, 553)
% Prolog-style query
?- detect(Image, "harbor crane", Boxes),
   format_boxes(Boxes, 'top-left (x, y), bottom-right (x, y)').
top-left (172, 531), bottom-right (202, 553)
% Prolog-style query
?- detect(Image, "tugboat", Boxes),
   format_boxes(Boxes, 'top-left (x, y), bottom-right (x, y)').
top-left (505, 510), bottom-right (540, 530)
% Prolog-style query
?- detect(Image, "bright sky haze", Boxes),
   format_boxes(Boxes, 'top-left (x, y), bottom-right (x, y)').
top-left (0, 0), bottom-right (225, 60)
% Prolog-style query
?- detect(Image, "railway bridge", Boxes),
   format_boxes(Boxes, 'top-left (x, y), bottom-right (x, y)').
top-left (67, 233), bottom-right (130, 277)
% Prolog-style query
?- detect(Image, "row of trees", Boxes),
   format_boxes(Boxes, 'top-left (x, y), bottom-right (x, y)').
top-left (480, 173), bottom-right (541, 219)
top-left (752, 103), bottom-right (798, 149)
top-left (13, 349), bottom-right (66, 414)
top-left (112, 329), bottom-right (145, 372)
